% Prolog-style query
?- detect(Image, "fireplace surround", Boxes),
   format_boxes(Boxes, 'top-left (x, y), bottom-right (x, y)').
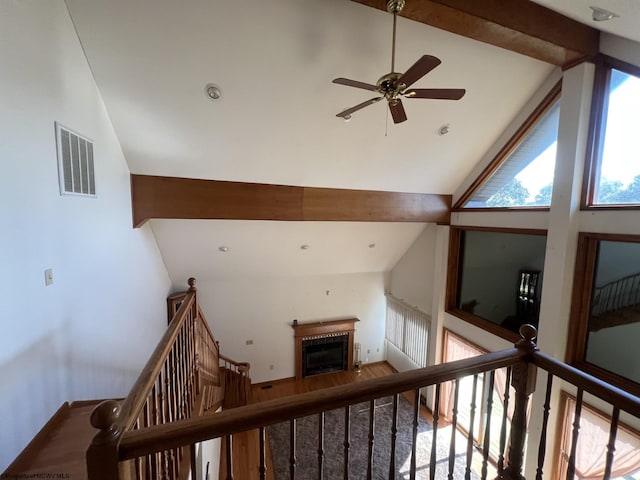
top-left (292, 318), bottom-right (359, 380)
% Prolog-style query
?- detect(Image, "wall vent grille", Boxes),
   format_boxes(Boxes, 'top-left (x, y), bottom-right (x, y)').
top-left (55, 123), bottom-right (95, 196)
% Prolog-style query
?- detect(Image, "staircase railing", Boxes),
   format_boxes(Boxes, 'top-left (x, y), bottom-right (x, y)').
top-left (86, 278), bottom-right (224, 480)
top-left (591, 271), bottom-right (640, 317)
top-left (87, 287), bottom-right (640, 480)
top-left (220, 354), bottom-right (251, 409)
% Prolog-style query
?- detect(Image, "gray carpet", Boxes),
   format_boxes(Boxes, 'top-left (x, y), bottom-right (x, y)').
top-left (268, 396), bottom-right (481, 479)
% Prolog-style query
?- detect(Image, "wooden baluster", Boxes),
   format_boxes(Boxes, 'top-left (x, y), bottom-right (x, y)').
top-left (367, 399), bottom-right (375, 480)
top-left (411, 389), bottom-right (420, 480)
top-left (317, 412), bottom-right (324, 480)
top-left (389, 394), bottom-right (399, 479)
top-left (190, 443), bottom-right (197, 480)
top-left (259, 426), bottom-right (267, 480)
top-left (448, 379), bottom-right (460, 480)
top-left (430, 385), bottom-right (441, 480)
top-left (535, 373), bottom-right (554, 480)
top-left (499, 325), bottom-right (538, 480)
top-left (603, 406), bottom-right (620, 480)
top-left (225, 434), bottom-right (234, 480)
top-left (157, 369), bottom-right (169, 480)
top-left (566, 389), bottom-right (584, 480)
top-left (343, 405), bottom-right (351, 480)
top-left (289, 419), bottom-right (297, 480)
top-left (481, 371), bottom-right (495, 480)
top-left (144, 398), bottom-right (153, 480)
top-left (151, 384), bottom-right (159, 479)
top-left (497, 367), bottom-right (512, 474)
top-left (465, 374), bottom-right (479, 480)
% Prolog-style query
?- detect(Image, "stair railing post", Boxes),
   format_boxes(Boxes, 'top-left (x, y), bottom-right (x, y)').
top-left (496, 324), bottom-right (538, 480)
top-left (87, 400), bottom-right (129, 480)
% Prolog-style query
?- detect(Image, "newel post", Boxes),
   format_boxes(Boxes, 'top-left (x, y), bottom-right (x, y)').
top-left (86, 400), bottom-right (127, 480)
top-left (497, 324), bottom-right (538, 480)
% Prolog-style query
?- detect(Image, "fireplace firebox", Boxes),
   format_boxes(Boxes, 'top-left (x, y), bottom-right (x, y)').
top-left (302, 334), bottom-right (348, 377)
top-left (292, 318), bottom-right (359, 381)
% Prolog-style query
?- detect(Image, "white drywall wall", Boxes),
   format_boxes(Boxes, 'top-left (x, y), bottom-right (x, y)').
top-left (388, 224), bottom-right (435, 314)
top-left (0, 1), bottom-right (170, 470)
top-left (196, 273), bottom-right (386, 383)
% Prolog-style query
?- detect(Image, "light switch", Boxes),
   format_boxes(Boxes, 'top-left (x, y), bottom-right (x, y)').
top-left (44, 268), bottom-right (54, 286)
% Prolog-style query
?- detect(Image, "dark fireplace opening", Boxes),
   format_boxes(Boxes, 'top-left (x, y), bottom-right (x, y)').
top-left (302, 335), bottom-right (348, 377)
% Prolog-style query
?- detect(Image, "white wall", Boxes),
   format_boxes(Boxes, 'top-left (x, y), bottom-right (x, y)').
top-left (196, 273), bottom-right (387, 383)
top-left (0, 1), bottom-right (171, 470)
top-left (389, 224), bottom-right (435, 314)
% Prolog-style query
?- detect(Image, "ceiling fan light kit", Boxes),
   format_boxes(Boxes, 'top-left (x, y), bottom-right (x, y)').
top-left (333, 0), bottom-right (465, 124)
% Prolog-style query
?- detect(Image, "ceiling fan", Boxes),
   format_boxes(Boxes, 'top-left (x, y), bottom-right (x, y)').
top-left (333, 0), bottom-right (465, 124)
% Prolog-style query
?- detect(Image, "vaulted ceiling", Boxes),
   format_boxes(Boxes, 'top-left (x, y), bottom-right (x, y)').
top-left (62, 0), bottom-right (637, 281)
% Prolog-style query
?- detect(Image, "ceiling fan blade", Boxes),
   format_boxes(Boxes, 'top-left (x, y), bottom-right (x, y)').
top-left (336, 96), bottom-right (383, 118)
top-left (389, 99), bottom-right (407, 124)
top-left (404, 88), bottom-right (466, 100)
top-left (332, 78), bottom-right (378, 92)
top-left (397, 55), bottom-right (441, 89)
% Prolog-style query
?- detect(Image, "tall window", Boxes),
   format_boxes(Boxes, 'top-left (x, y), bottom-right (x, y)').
top-left (567, 233), bottom-right (640, 395)
top-left (584, 57), bottom-right (640, 207)
top-left (385, 294), bottom-right (430, 367)
top-left (557, 393), bottom-right (640, 479)
top-left (456, 82), bottom-right (561, 209)
top-left (447, 227), bottom-right (547, 340)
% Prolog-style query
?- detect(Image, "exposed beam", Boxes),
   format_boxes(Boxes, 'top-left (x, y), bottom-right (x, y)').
top-left (350, 0), bottom-right (599, 67)
top-left (131, 174), bottom-right (451, 227)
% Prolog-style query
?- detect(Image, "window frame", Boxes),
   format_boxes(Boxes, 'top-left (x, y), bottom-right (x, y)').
top-left (554, 391), bottom-right (640, 480)
top-left (566, 232), bottom-right (640, 397)
top-left (582, 55), bottom-right (640, 210)
top-left (453, 81), bottom-right (562, 211)
top-left (446, 226), bottom-right (548, 342)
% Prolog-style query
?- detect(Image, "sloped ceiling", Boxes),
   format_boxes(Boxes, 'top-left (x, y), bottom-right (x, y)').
top-left (152, 220), bottom-right (426, 282)
top-left (64, 0), bottom-right (562, 279)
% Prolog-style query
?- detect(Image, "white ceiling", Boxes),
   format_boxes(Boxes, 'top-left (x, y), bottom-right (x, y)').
top-left (531, 0), bottom-right (640, 43)
top-left (65, 0), bottom-right (553, 194)
top-left (151, 220), bottom-right (426, 282)
top-left (62, 0), bottom-right (638, 281)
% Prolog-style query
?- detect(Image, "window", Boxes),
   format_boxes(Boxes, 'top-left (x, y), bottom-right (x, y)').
top-left (556, 393), bottom-right (640, 480)
top-left (567, 233), bottom-right (640, 394)
top-left (440, 331), bottom-right (520, 465)
top-left (385, 295), bottom-right (430, 367)
top-left (456, 82), bottom-right (561, 209)
top-left (447, 228), bottom-right (547, 340)
top-left (584, 57), bottom-right (640, 207)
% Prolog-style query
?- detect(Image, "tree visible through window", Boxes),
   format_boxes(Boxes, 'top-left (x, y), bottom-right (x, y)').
top-left (593, 67), bottom-right (640, 205)
top-left (459, 83), bottom-right (561, 209)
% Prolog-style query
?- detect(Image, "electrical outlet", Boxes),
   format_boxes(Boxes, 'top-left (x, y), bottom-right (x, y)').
top-left (367, 349), bottom-right (371, 354)
top-left (269, 364), bottom-right (275, 370)
top-left (44, 268), bottom-right (54, 286)
top-left (245, 339), bottom-right (253, 345)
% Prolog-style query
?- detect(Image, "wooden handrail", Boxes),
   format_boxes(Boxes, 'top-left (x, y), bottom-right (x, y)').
top-left (117, 289), bottom-right (196, 432)
top-left (219, 354), bottom-right (250, 371)
top-left (118, 348), bottom-right (526, 459)
top-left (532, 350), bottom-right (640, 417)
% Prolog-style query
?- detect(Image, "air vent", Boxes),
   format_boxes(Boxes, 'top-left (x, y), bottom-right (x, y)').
top-left (55, 123), bottom-right (95, 196)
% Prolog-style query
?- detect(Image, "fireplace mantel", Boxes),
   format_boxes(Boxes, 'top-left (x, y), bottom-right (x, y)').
top-left (292, 318), bottom-right (359, 381)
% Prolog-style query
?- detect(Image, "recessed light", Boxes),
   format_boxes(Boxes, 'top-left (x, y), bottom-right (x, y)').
top-left (218, 246), bottom-right (229, 252)
top-left (300, 244), bottom-right (310, 250)
top-left (205, 83), bottom-right (222, 100)
top-left (590, 6), bottom-right (619, 21)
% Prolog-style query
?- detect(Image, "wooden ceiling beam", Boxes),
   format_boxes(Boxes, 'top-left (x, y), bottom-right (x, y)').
top-left (350, 0), bottom-right (599, 66)
top-left (131, 174), bottom-right (451, 227)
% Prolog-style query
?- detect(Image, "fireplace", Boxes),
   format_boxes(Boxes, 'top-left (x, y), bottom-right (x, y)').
top-left (302, 334), bottom-right (349, 377)
top-left (292, 318), bottom-right (359, 380)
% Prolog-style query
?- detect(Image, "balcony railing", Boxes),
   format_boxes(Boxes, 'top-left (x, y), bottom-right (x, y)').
top-left (87, 279), bottom-right (640, 480)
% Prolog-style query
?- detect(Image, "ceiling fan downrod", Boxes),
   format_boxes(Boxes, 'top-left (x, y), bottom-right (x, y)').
top-left (387, 0), bottom-right (405, 73)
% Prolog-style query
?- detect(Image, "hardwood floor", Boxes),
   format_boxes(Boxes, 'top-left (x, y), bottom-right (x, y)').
top-left (221, 362), bottom-right (434, 480)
